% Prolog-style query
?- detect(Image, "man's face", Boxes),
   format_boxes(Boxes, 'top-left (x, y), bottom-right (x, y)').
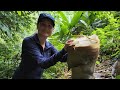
top-left (37, 18), bottom-right (54, 37)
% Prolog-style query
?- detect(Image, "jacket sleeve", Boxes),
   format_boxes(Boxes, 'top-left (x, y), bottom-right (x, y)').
top-left (51, 46), bottom-right (68, 62)
top-left (21, 38), bottom-right (67, 69)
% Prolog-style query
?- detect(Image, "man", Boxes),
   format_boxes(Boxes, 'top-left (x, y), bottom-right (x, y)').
top-left (12, 13), bottom-right (73, 79)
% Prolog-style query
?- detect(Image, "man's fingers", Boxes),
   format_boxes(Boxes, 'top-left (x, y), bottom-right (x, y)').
top-left (66, 40), bottom-right (74, 44)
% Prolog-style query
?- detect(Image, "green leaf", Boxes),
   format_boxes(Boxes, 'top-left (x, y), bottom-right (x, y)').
top-left (111, 51), bottom-right (120, 57)
top-left (96, 61), bottom-right (100, 65)
top-left (81, 11), bottom-right (96, 25)
top-left (58, 11), bottom-right (69, 25)
top-left (52, 32), bottom-right (60, 36)
top-left (79, 20), bottom-right (88, 28)
top-left (0, 38), bottom-right (6, 44)
top-left (116, 75), bottom-right (120, 79)
top-left (60, 24), bottom-right (69, 35)
top-left (6, 30), bottom-right (12, 38)
top-left (83, 11), bottom-right (89, 19)
top-left (70, 11), bottom-right (83, 28)
top-left (1, 25), bottom-right (7, 32)
top-left (89, 12), bottom-right (96, 24)
top-left (17, 11), bottom-right (21, 16)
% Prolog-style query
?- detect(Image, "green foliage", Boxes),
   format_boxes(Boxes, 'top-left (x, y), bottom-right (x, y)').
top-left (69, 11), bottom-right (83, 28)
top-left (91, 11), bottom-right (120, 60)
top-left (52, 11), bottom-right (87, 43)
top-left (42, 62), bottom-right (67, 79)
top-left (0, 11), bottom-right (38, 78)
top-left (115, 75), bottom-right (120, 79)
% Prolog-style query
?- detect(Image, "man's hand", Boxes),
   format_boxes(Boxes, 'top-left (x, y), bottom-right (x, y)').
top-left (64, 39), bottom-right (74, 51)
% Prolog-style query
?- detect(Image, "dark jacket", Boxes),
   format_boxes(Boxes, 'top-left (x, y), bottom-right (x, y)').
top-left (12, 33), bottom-right (67, 79)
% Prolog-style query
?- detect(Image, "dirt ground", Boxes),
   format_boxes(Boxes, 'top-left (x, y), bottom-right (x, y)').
top-left (94, 60), bottom-right (113, 79)
top-left (62, 60), bottom-right (115, 79)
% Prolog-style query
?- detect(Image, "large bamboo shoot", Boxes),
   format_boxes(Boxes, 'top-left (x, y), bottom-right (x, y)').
top-left (66, 34), bottom-right (100, 79)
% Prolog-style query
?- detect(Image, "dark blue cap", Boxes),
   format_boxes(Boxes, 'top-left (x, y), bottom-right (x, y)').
top-left (38, 13), bottom-right (55, 27)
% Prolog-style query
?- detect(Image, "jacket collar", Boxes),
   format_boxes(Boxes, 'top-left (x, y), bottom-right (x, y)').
top-left (33, 33), bottom-right (52, 49)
